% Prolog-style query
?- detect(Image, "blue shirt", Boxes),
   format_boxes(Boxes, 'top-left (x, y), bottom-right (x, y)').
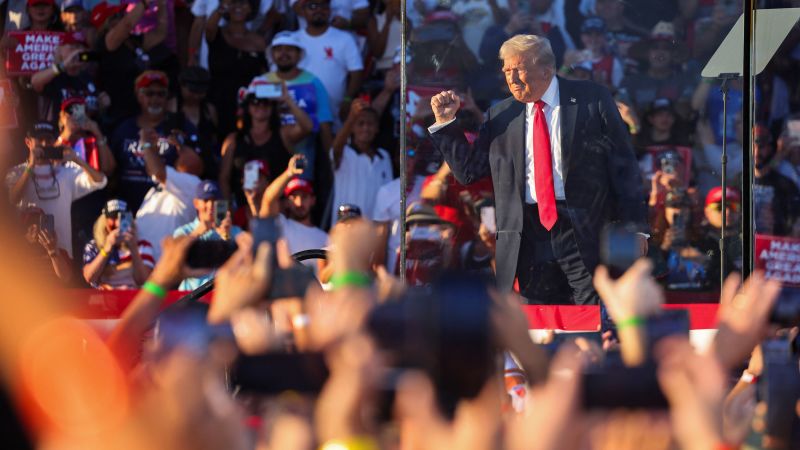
top-left (172, 218), bottom-right (242, 291)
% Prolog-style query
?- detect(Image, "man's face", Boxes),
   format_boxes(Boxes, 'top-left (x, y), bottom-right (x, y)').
top-left (272, 45), bottom-right (301, 72)
top-left (194, 199), bottom-right (216, 223)
top-left (60, 9), bottom-right (85, 30)
top-left (705, 201), bottom-right (740, 230)
top-left (285, 191), bottom-right (315, 221)
top-left (137, 84), bottom-right (168, 117)
top-left (303, 0), bottom-right (331, 27)
top-left (648, 41), bottom-right (673, 70)
top-left (580, 30), bottom-right (606, 53)
top-left (26, 134), bottom-right (57, 163)
top-left (648, 109), bottom-right (675, 132)
top-left (502, 52), bottom-right (552, 103)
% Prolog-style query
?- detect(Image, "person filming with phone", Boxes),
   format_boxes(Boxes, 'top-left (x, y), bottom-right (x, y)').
top-left (172, 180), bottom-right (242, 290)
top-left (18, 205), bottom-right (74, 284)
top-left (82, 199), bottom-right (155, 289)
top-left (6, 121), bottom-right (107, 260)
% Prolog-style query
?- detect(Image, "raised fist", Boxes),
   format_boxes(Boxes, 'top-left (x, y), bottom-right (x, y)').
top-left (430, 90), bottom-right (461, 125)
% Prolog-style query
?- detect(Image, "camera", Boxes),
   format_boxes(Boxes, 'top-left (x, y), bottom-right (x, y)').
top-left (770, 287), bottom-right (800, 327)
top-left (41, 146), bottom-right (63, 160)
top-left (366, 272), bottom-right (495, 418)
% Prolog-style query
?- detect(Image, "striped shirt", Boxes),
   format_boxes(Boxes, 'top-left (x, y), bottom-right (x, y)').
top-left (83, 239), bottom-right (155, 289)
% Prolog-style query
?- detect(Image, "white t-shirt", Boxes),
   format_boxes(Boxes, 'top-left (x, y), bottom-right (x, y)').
top-left (294, 27), bottom-right (363, 117)
top-left (5, 162), bottom-right (107, 258)
top-left (279, 214), bottom-right (328, 270)
top-left (290, 0), bottom-right (369, 29)
top-left (330, 145), bottom-right (393, 226)
top-left (135, 167), bottom-right (201, 261)
top-left (191, 0), bottom-right (276, 68)
top-left (371, 176), bottom-right (424, 274)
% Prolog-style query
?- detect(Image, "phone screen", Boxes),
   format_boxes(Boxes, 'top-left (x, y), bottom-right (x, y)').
top-left (119, 212), bottom-right (133, 234)
top-left (480, 206), bottom-right (496, 234)
top-left (255, 83), bottom-right (282, 99)
top-left (186, 240), bottom-right (238, 269)
top-left (243, 162), bottom-right (260, 191)
top-left (39, 214), bottom-right (55, 236)
top-left (214, 200), bottom-right (228, 227)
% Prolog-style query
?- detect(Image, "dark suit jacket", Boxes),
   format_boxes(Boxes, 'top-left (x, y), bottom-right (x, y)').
top-left (429, 77), bottom-right (648, 292)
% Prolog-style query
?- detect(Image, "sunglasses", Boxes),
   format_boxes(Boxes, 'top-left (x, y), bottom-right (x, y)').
top-left (708, 202), bottom-right (740, 212)
top-left (142, 89), bottom-right (168, 98)
top-left (249, 98), bottom-right (274, 106)
top-left (305, 2), bottom-right (330, 10)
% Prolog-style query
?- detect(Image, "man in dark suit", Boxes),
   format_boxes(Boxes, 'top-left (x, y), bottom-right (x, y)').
top-left (428, 34), bottom-right (647, 305)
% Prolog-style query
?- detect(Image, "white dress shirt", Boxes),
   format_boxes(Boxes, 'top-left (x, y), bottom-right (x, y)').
top-left (525, 76), bottom-right (564, 203)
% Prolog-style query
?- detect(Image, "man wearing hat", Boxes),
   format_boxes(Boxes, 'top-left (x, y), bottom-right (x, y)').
top-left (255, 156), bottom-right (328, 260)
top-left (6, 121), bottom-right (107, 258)
top-left (251, 30), bottom-right (334, 178)
top-left (573, 16), bottom-right (622, 89)
top-left (82, 199), bottom-right (155, 289)
top-left (173, 180), bottom-right (242, 290)
top-left (134, 132), bottom-right (204, 261)
top-left (697, 186), bottom-right (742, 286)
top-left (620, 21), bottom-right (696, 119)
top-left (30, 29), bottom-right (99, 122)
top-left (109, 70), bottom-right (204, 213)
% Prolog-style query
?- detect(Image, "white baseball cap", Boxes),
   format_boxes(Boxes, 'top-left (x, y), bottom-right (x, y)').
top-left (267, 31), bottom-right (305, 63)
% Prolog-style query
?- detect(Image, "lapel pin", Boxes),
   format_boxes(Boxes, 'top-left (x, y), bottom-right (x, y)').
top-left (570, 97), bottom-right (576, 103)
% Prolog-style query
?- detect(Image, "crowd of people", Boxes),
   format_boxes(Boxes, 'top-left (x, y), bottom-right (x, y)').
top-left (0, 0), bottom-right (800, 448)
top-left (3, 0), bottom-right (800, 296)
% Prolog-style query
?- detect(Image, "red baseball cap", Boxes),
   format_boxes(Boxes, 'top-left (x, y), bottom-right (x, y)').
top-left (705, 187), bottom-right (741, 207)
top-left (60, 31), bottom-right (87, 47)
top-left (90, 1), bottom-right (124, 30)
top-left (135, 70), bottom-right (169, 90)
top-left (284, 178), bottom-right (314, 197)
top-left (27, 0), bottom-right (55, 6)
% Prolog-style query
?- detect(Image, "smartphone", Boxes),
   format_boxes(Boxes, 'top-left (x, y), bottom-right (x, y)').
top-left (78, 51), bottom-right (99, 62)
top-left (243, 161), bottom-right (260, 191)
top-left (214, 200), bottom-right (228, 227)
top-left (600, 223), bottom-right (641, 279)
top-left (230, 352), bottom-right (329, 394)
top-left (185, 239), bottom-right (238, 269)
top-left (480, 206), bottom-right (496, 234)
top-left (119, 212), bottom-right (133, 234)
top-left (39, 214), bottom-right (55, 236)
top-left (294, 155), bottom-right (307, 171)
top-left (68, 103), bottom-right (87, 124)
top-left (250, 217), bottom-right (316, 299)
top-left (644, 309), bottom-right (689, 351)
top-left (255, 82), bottom-right (282, 99)
top-left (41, 146), bottom-right (63, 160)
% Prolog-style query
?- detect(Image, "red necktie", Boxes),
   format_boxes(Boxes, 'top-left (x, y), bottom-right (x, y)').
top-left (533, 100), bottom-right (557, 230)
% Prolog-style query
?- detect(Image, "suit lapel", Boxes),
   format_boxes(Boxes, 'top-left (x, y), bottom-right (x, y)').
top-left (507, 100), bottom-right (527, 199)
top-left (558, 77), bottom-right (578, 182)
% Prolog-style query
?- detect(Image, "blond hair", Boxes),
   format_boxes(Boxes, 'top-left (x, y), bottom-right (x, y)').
top-left (498, 34), bottom-right (556, 70)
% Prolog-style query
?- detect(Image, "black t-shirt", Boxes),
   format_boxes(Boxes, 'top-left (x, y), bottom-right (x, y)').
top-left (754, 170), bottom-right (800, 236)
top-left (230, 130), bottom-right (291, 208)
top-left (109, 113), bottom-right (201, 213)
top-left (41, 72), bottom-right (99, 122)
top-left (95, 35), bottom-right (179, 126)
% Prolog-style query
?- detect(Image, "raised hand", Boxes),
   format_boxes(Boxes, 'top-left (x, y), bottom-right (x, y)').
top-left (431, 90), bottom-right (461, 125)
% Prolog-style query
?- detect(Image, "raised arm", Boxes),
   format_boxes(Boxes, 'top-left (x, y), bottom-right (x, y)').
top-left (258, 155), bottom-right (304, 217)
top-left (143, 0), bottom-right (169, 51)
top-left (105, 1), bottom-right (147, 51)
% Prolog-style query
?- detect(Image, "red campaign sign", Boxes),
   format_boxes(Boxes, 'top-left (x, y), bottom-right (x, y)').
top-left (4, 31), bottom-right (63, 76)
top-left (755, 234), bottom-right (800, 286)
top-left (0, 79), bottom-right (18, 129)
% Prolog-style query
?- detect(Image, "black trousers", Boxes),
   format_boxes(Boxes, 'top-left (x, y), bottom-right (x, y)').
top-left (516, 202), bottom-right (600, 305)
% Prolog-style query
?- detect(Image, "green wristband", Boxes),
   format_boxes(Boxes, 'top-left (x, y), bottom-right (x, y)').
top-left (616, 316), bottom-right (645, 330)
top-left (142, 280), bottom-right (167, 299)
top-left (329, 271), bottom-right (372, 290)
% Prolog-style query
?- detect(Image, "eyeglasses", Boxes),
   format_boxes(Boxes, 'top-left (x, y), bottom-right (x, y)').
top-left (708, 202), bottom-right (740, 212)
top-left (142, 89), bottom-right (168, 98)
top-left (304, 2), bottom-right (330, 10)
